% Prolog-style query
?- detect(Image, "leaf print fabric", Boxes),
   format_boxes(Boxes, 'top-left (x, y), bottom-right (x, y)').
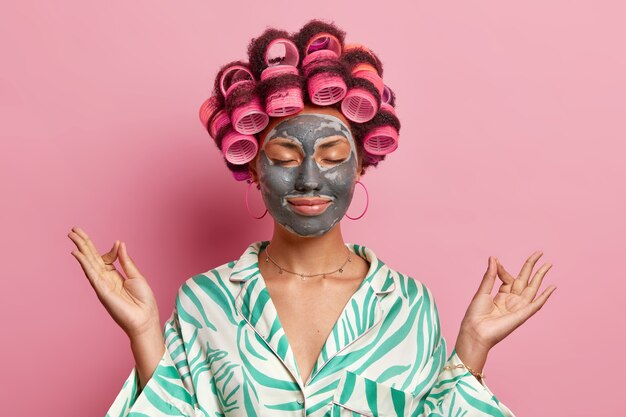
top-left (105, 241), bottom-right (516, 417)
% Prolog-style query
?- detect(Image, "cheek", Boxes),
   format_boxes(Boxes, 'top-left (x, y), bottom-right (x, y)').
top-left (258, 160), bottom-right (294, 196)
top-left (323, 159), bottom-right (358, 193)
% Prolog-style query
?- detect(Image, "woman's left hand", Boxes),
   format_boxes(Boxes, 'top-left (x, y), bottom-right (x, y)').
top-left (458, 251), bottom-right (557, 353)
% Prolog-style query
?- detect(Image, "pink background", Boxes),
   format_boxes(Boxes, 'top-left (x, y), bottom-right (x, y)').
top-left (2, 1), bottom-right (624, 416)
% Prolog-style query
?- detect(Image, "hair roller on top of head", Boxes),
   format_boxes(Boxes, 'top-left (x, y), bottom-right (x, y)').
top-left (339, 44), bottom-right (385, 123)
top-left (248, 29), bottom-right (304, 117)
top-left (294, 20), bottom-right (348, 106)
top-left (217, 61), bottom-right (269, 135)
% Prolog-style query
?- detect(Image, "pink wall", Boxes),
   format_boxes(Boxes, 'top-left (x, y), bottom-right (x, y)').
top-left (2, 1), bottom-right (624, 416)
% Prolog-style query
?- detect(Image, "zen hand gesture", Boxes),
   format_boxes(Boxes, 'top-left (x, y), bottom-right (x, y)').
top-left (68, 226), bottom-right (160, 339)
top-left (459, 251), bottom-right (557, 351)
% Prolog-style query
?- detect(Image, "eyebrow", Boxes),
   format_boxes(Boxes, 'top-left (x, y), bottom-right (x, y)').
top-left (317, 138), bottom-right (346, 149)
top-left (265, 138), bottom-right (304, 152)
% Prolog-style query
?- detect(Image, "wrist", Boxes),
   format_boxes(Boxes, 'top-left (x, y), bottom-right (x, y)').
top-left (455, 333), bottom-right (490, 374)
top-left (129, 322), bottom-right (163, 344)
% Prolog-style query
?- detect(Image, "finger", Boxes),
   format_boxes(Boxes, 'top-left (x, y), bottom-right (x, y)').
top-left (68, 231), bottom-right (98, 265)
top-left (515, 285), bottom-right (557, 324)
top-left (522, 263), bottom-right (553, 301)
top-left (512, 250), bottom-right (543, 295)
top-left (475, 256), bottom-right (497, 296)
top-left (118, 241), bottom-right (143, 280)
top-left (71, 227), bottom-right (106, 267)
top-left (102, 240), bottom-right (121, 266)
top-left (495, 258), bottom-right (514, 294)
top-left (495, 258), bottom-right (515, 284)
top-left (71, 249), bottom-right (105, 292)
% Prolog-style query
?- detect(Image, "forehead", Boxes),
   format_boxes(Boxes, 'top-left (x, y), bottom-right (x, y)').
top-left (262, 114), bottom-right (352, 147)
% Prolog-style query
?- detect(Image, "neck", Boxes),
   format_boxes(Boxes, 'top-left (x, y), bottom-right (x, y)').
top-left (265, 222), bottom-right (350, 274)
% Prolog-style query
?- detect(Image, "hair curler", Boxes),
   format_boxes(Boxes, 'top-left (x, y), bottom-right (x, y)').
top-left (259, 39), bottom-right (304, 117)
top-left (199, 96), bottom-right (232, 140)
top-left (340, 45), bottom-right (384, 123)
top-left (209, 109), bottom-right (231, 139)
top-left (362, 125), bottom-right (399, 155)
top-left (199, 96), bottom-right (220, 133)
top-left (265, 38), bottom-right (300, 67)
top-left (220, 65), bottom-right (269, 135)
top-left (221, 127), bottom-right (259, 165)
top-left (302, 33), bottom-right (347, 105)
top-left (362, 84), bottom-right (400, 155)
top-left (260, 66), bottom-right (304, 117)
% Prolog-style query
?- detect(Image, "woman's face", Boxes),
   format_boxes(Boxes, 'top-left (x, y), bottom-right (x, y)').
top-left (251, 109), bottom-right (361, 237)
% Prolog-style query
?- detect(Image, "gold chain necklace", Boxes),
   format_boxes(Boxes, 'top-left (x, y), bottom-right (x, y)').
top-left (264, 244), bottom-right (352, 280)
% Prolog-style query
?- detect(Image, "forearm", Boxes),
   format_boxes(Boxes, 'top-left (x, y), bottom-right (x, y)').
top-left (129, 323), bottom-right (166, 390)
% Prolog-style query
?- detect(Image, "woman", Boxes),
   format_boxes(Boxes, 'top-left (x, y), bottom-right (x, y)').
top-left (68, 20), bottom-right (556, 417)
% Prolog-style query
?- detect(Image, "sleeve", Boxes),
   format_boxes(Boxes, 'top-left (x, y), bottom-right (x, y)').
top-left (409, 286), bottom-right (516, 417)
top-left (105, 290), bottom-right (220, 417)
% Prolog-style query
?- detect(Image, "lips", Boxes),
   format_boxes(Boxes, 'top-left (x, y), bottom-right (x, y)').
top-left (286, 196), bottom-right (333, 216)
top-left (286, 197), bottom-right (332, 206)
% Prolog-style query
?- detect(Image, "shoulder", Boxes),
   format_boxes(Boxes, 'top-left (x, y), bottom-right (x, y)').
top-left (384, 264), bottom-right (440, 315)
top-left (173, 259), bottom-right (239, 311)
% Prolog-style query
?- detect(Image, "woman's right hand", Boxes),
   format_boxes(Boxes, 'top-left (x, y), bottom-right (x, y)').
top-left (68, 226), bottom-right (161, 339)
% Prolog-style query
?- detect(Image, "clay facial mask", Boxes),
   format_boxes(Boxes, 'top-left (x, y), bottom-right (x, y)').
top-left (256, 113), bottom-right (358, 237)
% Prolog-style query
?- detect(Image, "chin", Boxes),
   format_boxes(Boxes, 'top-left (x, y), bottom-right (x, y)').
top-left (279, 216), bottom-right (342, 237)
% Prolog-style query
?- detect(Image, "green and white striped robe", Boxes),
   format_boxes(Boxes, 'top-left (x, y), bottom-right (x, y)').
top-left (106, 241), bottom-right (515, 417)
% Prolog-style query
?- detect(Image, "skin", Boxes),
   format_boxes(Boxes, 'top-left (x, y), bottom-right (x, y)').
top-left (67, 104), bottom-right (557, 389)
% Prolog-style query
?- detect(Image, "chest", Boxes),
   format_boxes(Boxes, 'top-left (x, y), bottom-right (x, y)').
top-left (263, 276), bottom-right (363, 383)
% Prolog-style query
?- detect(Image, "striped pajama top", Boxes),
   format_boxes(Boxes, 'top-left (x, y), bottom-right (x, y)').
top-left (106, 240), bottom-right (516, 417)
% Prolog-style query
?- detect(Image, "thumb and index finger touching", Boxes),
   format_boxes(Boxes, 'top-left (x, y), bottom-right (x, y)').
top-left (116, 241), bottom-right (145, 281)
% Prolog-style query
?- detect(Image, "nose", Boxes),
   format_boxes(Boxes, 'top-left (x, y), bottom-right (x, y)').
top-left (294, 156), bottom-right (322, 192)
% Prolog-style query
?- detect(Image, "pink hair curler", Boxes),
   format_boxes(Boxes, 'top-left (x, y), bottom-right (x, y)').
top-left (307, 74), bottom-right (347, 105)
top-left (352, 63), bottom-right (384, 94)
top-left (220, 65), bottom-right (255, 98)
top-left (341, 63), bottom-right (383, 123)
top-left (265, 38), bottom-right (300, 67)
top-left (221, 129), bottom-right (259, 164)
top-left (302, 48), bottom-right (338, 69)
top-left (381, 84), bottom-right (393, 104)
top-left (230, 89), bottom-right (270, 135)
top-left (209, 109), bottom-right (231, 138)
top-left (363, 151), bottom-right (384, 165)
top-left (301, 35), bottom-right (346, 105)
top-left (199, 96), bottom-right (220, 130)
top-left (260, 66), bottom-right (304, 117)
top-left (341, 88), bottom-right (378, 123)
top-left (302, 50), bottom-right (347, 106)
top-left (305, 33), bottom-right (342, 57)
top-left (380, 102), bottom-right (397, 116)
top-left (362, 125), bottom-right (399, 155)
